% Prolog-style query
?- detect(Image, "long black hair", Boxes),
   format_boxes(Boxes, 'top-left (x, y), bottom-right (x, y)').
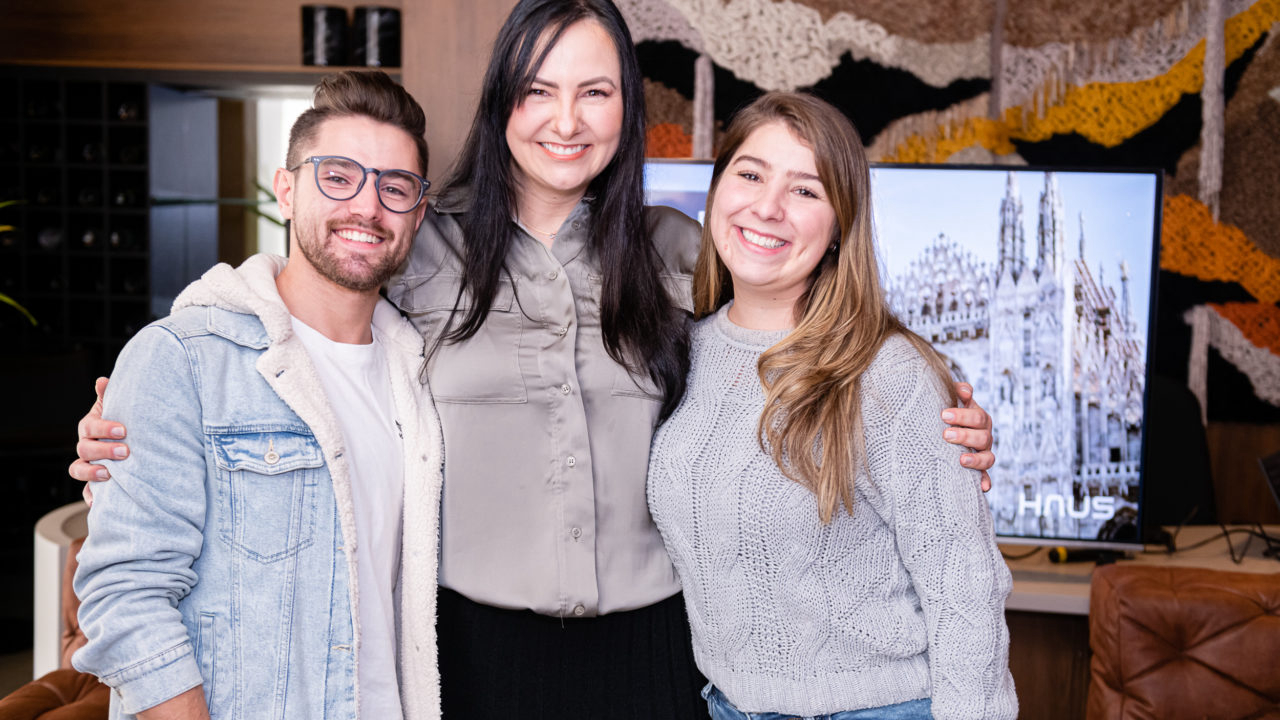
top-left (439, 0), bottom-right (688, 420)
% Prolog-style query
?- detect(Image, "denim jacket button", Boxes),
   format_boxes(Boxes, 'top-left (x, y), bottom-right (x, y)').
top-left (264, 439), bottom-right (280, 465)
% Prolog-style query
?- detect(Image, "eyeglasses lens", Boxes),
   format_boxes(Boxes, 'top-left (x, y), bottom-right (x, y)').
top-left (315, 157), bottom-right (422, 213)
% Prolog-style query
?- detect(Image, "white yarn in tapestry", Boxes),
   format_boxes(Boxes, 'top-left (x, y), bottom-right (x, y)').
top-left (1200, 0), bottom-right (1226, 219)
top-left (863, 93), bottom-right (992, 159)
top-left (657, 0), bottom-right (989, 90)
top-left (616, 0), bottom-right (705, 52)
top-left (693, 53), bottom-right (715, 158)
top-left (685, 0), bottom-right (843, 91)
top-left (824, 13), bottom-right (989, 87)
top-left (1184, 305), bottom-right (1280, 424)
top-left (997, 0), bottom-right (1254, 114)
top-left (944, 145), bottom-right (1027, 166)
top-left (626, 0), bottom-right (1252, 110)
top-left (989, 0), bottom-right (1009, 116)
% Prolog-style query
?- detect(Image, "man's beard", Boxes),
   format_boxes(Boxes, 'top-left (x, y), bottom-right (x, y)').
top-left (295, 218), bottom-right (406, 292)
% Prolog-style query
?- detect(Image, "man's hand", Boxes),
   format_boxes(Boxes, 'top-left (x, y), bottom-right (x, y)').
top-left (943, 383), bottom-right (994, 492)
top-left (68, 377), bottom-right (129, 504)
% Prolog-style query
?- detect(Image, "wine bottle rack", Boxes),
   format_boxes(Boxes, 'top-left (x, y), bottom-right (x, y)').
top-left (1, 74), bottom-right (152, 375)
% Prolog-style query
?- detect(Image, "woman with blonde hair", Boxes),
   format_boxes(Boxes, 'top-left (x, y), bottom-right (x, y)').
top-left (648, 92), bottom-right (1017, 720)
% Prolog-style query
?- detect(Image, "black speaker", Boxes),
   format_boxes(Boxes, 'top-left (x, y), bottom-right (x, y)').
top-left (302, 6), bottom-right (350, 66)
top-left (351, 7), bottom-right (401, 68)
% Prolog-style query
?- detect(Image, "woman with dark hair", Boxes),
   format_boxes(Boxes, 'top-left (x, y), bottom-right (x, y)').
top-left (648, 92), bottom-right (1017, 720)
top-left (70, 2), bottom-right (998, 717)
top-left (383, 1), bottom-right (706, 716)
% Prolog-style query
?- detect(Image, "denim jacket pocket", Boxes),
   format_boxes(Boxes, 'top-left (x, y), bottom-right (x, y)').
top-left (195, 612), bottom-right (223, 718)
top-left (211, 429), bottom-right (322, 563)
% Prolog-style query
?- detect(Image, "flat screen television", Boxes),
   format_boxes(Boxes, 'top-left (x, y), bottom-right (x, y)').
top-left (644, 160), bottom-right (1163, 551)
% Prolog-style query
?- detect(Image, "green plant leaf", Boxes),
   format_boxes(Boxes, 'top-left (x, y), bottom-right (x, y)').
top-left (0, 292), bottom-right (37, 326)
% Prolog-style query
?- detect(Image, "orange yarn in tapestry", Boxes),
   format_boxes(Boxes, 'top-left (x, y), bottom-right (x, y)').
top-left (884, 117), bottom-right (1016, 164)
top-left (646, 122), bottom-right (692, 158)
top-left (1013, 0), bottom-right (1278, 147)
top-left (1161, 194), bottom-right (1280, 305)
top-left (880, 0), bottom-right (1279, 163)
top-left (1209, 302), bottom-right (1280, 355)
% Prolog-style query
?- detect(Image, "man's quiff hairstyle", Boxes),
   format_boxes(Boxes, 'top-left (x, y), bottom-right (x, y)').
top-left (286, 70), bottom-right (430, 177)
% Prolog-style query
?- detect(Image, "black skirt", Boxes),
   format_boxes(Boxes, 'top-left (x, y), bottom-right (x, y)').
top-left (436, 586), bottom-right (707, 719)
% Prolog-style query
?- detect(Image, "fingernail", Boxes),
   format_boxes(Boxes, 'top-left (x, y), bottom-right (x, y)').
top-left (111, 427), bottom-right (125, 438)
top-left (113, 447), bottom-right (128, 459)
top-left (944, 429), bottom-right (958, 440)
top-left (961, 456), bottom-right (973, 466)
top-left (95, 468), bottom-right (109, 480)
top-left (941, 410), bottom-right (955, 422)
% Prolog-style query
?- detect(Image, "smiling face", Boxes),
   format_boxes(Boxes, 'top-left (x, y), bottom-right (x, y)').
top-left (503, 19), bottom-right (624, 204)
top-left (707, 121), bottom-right (838, 311)
top-left (275, 114), bottom-right (425, 293)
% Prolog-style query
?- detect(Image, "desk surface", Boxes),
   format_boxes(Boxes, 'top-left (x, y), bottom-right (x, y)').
top-left (1003, 525), bottom-right (1280, 615)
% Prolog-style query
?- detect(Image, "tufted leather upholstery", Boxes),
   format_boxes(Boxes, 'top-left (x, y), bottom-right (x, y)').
top-left (1087, 564), bottom-right (1280, 720)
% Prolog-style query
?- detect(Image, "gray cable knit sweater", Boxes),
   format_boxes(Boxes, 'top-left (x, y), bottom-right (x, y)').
top-left (647, 306), bottom-right (1017, 719)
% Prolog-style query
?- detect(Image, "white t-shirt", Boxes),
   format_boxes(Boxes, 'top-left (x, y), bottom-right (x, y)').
top-left (291, 316), bottom-right (404, 720)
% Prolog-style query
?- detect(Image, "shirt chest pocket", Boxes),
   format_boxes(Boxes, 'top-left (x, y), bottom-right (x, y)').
top-left (587, 272), bottom-right (689, 402)
top-left (400, 273), bottom-right (528, 404)
top-left (212, 430), bottom-right (323, 563)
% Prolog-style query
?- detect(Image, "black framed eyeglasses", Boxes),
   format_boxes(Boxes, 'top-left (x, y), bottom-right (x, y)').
top-left (289, 155), bottom-right (429, 214)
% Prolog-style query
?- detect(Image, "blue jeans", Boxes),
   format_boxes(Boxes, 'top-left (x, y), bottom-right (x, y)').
top-left (703, 684), bottom-right (934, 720)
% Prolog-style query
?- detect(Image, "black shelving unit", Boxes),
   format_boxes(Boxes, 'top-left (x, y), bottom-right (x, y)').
top-left (0, 72), bottom-right (157, 654)
top-left (1, 75), bottom-right (152, 374)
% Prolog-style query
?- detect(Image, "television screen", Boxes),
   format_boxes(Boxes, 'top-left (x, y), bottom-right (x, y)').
top-left (643, 160), bottom-right (1162, 550)
top-left (644, 160), bottom-right (715, 225)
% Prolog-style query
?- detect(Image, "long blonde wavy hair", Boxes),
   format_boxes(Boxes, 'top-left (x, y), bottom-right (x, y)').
top-left (692, 92), bottom-right (957, 524)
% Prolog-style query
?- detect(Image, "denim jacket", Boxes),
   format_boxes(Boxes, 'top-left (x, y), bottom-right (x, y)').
top-left (72, 255), bottom-right (443, 720)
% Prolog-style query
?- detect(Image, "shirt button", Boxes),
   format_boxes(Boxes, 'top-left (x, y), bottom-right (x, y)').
top-left (555, 325), bottom-right (568, 337)
top-left (566, 456), bottom-right (577, 468)
top-left (570, 526), bottom-right (582, 539)
top-left (547, 270), bottom-right (558, 280)
top-left (560, 383), bottom-right (571, 395)
top-left (573, 604), bottom-right (586, 616)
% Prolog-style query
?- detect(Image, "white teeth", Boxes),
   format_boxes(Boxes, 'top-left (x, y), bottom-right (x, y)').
top-left (336, 229), bottom-right (381, 244)
top-left (740, 228), bottom-right (784, 249)
top-left (541, 143), bottom-right (587, 156)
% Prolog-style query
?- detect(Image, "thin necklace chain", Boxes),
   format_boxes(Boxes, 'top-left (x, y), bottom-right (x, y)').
top-left (517, 217), bottom-right (560, 240)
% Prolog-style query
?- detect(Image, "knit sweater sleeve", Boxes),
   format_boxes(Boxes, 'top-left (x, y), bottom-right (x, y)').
top-left (860, 337), bottom-right (1018, 720)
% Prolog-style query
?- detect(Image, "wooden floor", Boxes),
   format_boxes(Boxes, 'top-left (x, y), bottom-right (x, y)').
top-left (0, 649), bottom-right (32, 698)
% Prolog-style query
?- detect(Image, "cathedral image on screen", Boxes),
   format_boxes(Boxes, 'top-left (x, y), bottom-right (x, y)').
top-left (878, 169), bottom-right (1155, 542)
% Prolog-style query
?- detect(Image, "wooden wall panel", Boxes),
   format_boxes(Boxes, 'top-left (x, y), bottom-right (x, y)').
top-left (0, 0), bottom-right (400, 70)
top-left (1207, 422), bottom-right (1280, 524)
top-left (402, 0), bottom-right (516, 181)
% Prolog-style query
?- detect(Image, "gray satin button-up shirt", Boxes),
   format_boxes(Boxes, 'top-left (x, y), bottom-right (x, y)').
top-left (387, 189), bottom-right (700, 617)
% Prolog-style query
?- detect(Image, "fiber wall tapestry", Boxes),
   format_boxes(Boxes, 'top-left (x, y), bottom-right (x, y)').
top-left (630, 0), bottom-right (1280, 424)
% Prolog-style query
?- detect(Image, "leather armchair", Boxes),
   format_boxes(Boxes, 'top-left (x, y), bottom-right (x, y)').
top-left (1087, 564), bottom-right (1280, 719)
top-left (0, 537), bottom-right (109, 719)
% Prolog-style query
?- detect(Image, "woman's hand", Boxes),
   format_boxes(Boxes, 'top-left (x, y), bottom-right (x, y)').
top-left (68, 377), bottom-right (129, 503)
top-left (943, 383), bottom-right (994, 492)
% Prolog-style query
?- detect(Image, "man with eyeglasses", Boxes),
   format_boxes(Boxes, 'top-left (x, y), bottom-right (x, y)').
top-left (70, 71), bottom-right (443, 720)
